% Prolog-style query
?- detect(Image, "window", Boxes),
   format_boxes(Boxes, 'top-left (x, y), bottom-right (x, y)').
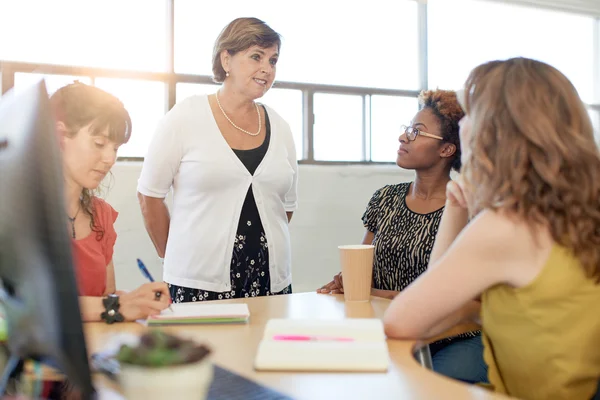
top-left (0, 0), bottom-right (167, 71)
top-left (14, 73), bottom-right (91, 95)
top-left (175, 0), bottom-right (420, 89)
top-left (94, 78), bottom-right (166, 158)
top-left (12, 74), bottom-right (164, 158)
top-left (260, 88), bottom-right (303, 160)
top-left (313, 93), bottom-right (363, 161)
top-left (176, 83), bottom-right (219, 103)
top-left (428, 0), bottom-right (596, 103)
top-left (3, 1), bottom-right (597, 163)
top-left (370, 96), bottom-right (419, 162)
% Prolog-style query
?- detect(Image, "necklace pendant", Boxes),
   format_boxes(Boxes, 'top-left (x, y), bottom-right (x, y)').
top-left (67, 204), bottom-right (81, 240)
top-left (68, 217), bottom-right (76, 239)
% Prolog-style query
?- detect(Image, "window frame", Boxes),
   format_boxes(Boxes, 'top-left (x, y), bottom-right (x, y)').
top-left (1, 1), bottom-right (599, 163)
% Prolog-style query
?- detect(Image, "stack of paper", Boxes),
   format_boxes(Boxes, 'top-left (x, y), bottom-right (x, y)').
top-left (254, 318), bottom-right (389, 372)
top-left (147, 303), bottom-right (250, 326)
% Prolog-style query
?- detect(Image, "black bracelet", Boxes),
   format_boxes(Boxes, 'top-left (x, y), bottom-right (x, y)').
top-left (101, 294), bottom-right (125, 324)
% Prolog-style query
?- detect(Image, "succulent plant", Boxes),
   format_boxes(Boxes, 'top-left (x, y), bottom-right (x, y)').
top-left (117, 330), bottom-right (211, 367)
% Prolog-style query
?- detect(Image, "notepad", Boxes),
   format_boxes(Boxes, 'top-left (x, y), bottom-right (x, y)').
top-left (147, 303), bottom-right (250, 326)
top-left (254, 318), bottom-right (389, 372)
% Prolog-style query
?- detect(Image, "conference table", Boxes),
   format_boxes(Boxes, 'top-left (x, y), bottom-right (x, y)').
top-left (84, 292), bottom-right (510, 399)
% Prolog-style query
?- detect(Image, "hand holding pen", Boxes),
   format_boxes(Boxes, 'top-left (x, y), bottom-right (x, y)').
top-left (116, 281), bottom-right (171, 321)
top-left (137, 258), bottom-right (173, 312)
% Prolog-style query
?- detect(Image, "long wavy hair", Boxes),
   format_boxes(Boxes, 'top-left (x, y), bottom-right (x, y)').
top-left (50, 82), bottom-right (132, 240)
top-left (460, 57), bottom-right (600, 282)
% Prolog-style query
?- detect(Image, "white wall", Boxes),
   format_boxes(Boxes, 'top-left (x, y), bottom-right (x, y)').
top-left (103, 163), bottom-right (415, 293)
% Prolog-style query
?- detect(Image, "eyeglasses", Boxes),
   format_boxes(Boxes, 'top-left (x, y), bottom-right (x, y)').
top-left (401, 125), bottom-right (444, 141)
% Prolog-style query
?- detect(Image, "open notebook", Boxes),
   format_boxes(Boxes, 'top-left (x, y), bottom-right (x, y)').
top-left (254, 319), bottom-right (389, 372)
top-left (146, 303), bottom-right (250, 326)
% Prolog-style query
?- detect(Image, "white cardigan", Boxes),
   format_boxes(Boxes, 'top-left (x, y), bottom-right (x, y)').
top-left (137, 95), bottom-right (298, 293)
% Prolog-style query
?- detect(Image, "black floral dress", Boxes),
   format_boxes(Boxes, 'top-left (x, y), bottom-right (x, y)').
top-left (168, 107), bottom-right (292, 303)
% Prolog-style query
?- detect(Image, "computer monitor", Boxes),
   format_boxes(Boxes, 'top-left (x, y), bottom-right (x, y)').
top-left (0, 80), bottom-right (95, 398)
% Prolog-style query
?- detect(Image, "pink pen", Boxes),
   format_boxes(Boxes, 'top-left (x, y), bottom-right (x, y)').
top-left (272, 335), bottom-right (354, 342)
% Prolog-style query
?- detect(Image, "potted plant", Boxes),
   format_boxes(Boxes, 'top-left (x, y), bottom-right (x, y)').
top-left (116, 330), bottom-right (212, 400)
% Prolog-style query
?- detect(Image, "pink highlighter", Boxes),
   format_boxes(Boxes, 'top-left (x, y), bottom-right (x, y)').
top-left (272, 335), bottom-right (354, 342)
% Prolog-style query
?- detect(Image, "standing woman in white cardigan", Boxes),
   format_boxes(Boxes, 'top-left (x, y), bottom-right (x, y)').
top-left (137, 17), bottom-right (298, 302)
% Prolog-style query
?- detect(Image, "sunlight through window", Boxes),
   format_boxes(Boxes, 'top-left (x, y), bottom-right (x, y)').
top-left (0, 0), bottom-right (167, 71)
top-left (428, 0), bottom-right (596, 103)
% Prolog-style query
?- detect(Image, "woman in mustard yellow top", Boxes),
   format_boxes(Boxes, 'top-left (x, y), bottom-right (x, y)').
top-left (383, 57), bottom-right (600, 400)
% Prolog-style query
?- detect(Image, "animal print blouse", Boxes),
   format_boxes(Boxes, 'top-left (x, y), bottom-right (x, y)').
top-left (362, 182), bottom-right (479, 343)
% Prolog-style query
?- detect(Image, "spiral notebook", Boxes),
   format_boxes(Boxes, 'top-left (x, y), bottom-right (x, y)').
top-left (146, 303), bottom-right (250, 326)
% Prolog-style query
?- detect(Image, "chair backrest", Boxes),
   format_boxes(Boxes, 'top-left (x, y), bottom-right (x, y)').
top-left (412, 343), bottom-right (433, 370)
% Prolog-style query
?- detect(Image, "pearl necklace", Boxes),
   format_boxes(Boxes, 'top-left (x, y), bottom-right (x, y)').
top-left (216, 91), bottom-right (261, 136)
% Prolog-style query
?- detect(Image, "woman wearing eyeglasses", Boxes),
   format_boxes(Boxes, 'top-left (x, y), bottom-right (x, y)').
top-left (319, 89), bottom-right (486, 384)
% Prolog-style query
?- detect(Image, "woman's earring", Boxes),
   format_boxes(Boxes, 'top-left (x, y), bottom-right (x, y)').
top-left (226, 71), bottom-right (230, 77)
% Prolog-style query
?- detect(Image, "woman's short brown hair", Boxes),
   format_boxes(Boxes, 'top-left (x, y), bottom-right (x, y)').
top-left (212, 17), bottom-right (281, 83)
top-left (461, 57), bottom-right (600, 281)
top-left (418, 89), bottom-right (464, 171)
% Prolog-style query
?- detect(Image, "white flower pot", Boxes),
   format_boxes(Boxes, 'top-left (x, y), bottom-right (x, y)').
top-left (119, 358), bottom-right (213, 400)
